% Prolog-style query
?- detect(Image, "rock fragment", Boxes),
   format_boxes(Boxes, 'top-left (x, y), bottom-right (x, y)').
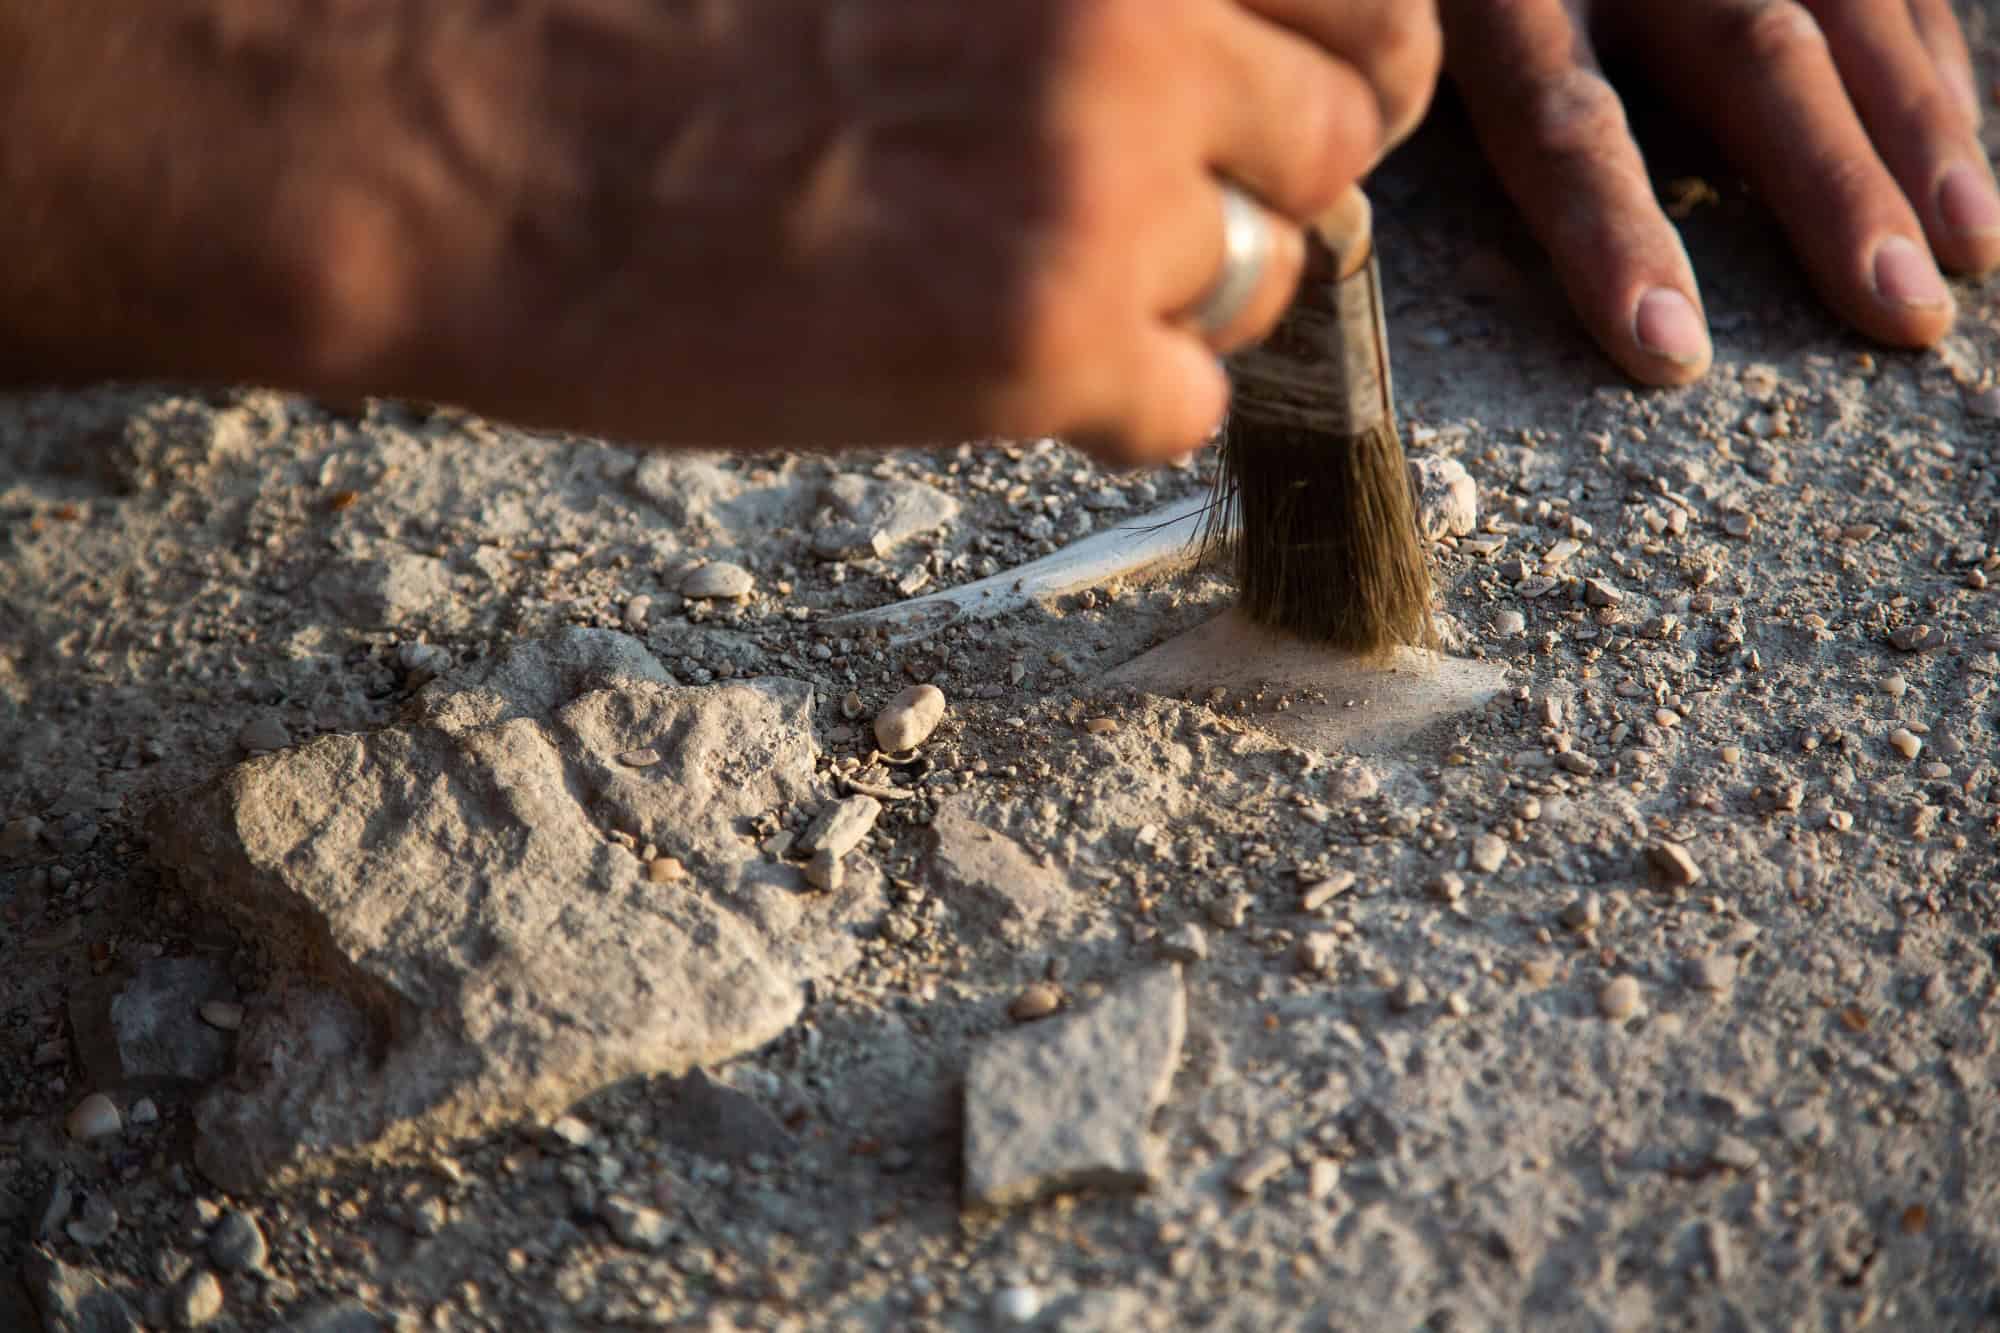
top-left (599, 1196), bottom-right (672, 1252)
top-left (1888, 728), bottom-right (1923, 760)
top-left (874, 684), bottom-right (947, 752)
top-left (924, 797), bottom-right (1073, 944)
top-left (1300, 873), bottom-right (1355, 911)
top-left (1158, 922), bottom-right (1208, 964)
top-left (963, 967), bottom-right (1186, 1209)
top-left (1408, 455), bottom-right (1478, 541)
top-left (68, 956), bottom-right (237, 1091)
top-left (1470, 834), bottom-right (1507, 873)
top-left (800, 795), bottom-right (881, 860)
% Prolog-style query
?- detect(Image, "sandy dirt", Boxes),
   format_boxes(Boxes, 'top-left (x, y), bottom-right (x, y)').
top-left (5, 15), bottom-right (2000, 1331)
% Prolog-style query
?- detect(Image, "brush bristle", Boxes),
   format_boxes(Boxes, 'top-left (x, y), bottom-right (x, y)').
top-left (1200, 415), bottom-right (1435, 657)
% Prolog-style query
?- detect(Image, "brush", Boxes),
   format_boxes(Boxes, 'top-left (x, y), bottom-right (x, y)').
top-left (1202, 187), bottom-right (1433, 655)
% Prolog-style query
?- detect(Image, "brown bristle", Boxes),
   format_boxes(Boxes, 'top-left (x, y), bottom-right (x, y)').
top-left (1200, 414), bottom-right (1434, 657)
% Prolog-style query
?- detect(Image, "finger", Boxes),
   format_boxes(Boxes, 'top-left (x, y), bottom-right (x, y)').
top-left (1193, 1), bottom-right (1386, 220)
top-left (1170, 188), bottom-right (1309, 354)
top-left (1440, 0), bottom-right (1712, 385)
top-left (1907, 0), bottom-right (1983, 127)
top-left (1807, 0), bottom-right (2000, 274)
top-left (1233, 0), bottom-right (1443, 160)
top-left (1072, 332), bottom-right (1232, 466)
top-left (1633, 1), bottom-right (1953, 348)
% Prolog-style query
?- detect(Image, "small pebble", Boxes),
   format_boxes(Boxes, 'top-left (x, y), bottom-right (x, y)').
top-left (1583, 578), bottom-right (1623, 607)
top-left (600, 1196), bottom-right (673, 1252)
top-left (1470, 834), bottom-right (1507, 874)
top-left (1229, 1147), bottom-right (1292, 1196)
top-left (1206, 893), bottom-right (1252, 930)
top-left (1557, 751), bottom-right (1599, 777)
top-left (198, 1001), bottom-right (243, 1031)
top-left (1880, 673), bottom-right (1909, 698)
top-left (1710, 1135), bottom-right (1759, 1172)
top-left (1307, 1158), bottom-right (1342, 1201)
top-left (1518, 956), bottom-right (1558, 989)
top-left (1826, 810), bottom-right (1855, 832)
top-left (1888, 624), bottom-right (1942, 652)
top-left (646, 856), bottom-right (686, 884)
top-left (208, 1210), bottom-right (268, 1274)
top-left (128, 1098), bottom-right (159, 1126)
top-left (874, 684), bottom-right (947, 752)
top-left (548, 1114), bottom-right (594, 1148)
top-left (236, 715), bottom-right (289, 754)
top-left (616, 747), bottom-right (662, 768)
top-left (1598, 975), bottom-right (1642, 1021)
top-left (1295, 934), bottom-right (1339, 976)
top-left (1008, 983), bottom-right (1062, 1022)
top-left (1719, 745), bottom-right (1742, 765)
top-left (992, 1287), bottom-right (1044, 1326)
top-left (1427, 873), bottom-right (1465, 904)
top-left (1515, 796), bottom-right (1542, 822)
top-left (1888, 728), bottom-right (1923, 760)
top-left (1300, 872), bottom-right (1355, 911)
top-left (1685, 955), bottom-right (1738, 992)
top-left (1965, 386), bottom-right (2000, 419)
top-left (805, 847), bottom-right (843, 892)
top-left (622, 594), bottom-right (653, 630)
top-left (66, 1093), bottom-right (121, 1142)
top-left (1159, 922), bottom-right (1209, 964)
top-left (840, 690), bottom-right (864, 720)
top-left (1493, 610), bottom-right (1526, 637)
top-left (1647, 842), bottom-right (1703, 887)
top-left (1559, 894), bottom-right (1601, 932)
top-left (173, 1271), bottom-right (225, 1329)
top-left (680, 562), bottom-right (755, 600)
top-left (1443, 991), bottom-right (1471, 1018)
top-left (1390, 977), bottom-right (1431, 1013)
top-left (65, 1195), bottom-right (117, 1247)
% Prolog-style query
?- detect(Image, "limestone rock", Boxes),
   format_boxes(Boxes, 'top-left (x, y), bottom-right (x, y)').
top-left (811, 475), bottom-right (961, 560)
top-left (924, 797), bottom-right (1074, 944)
top-left (873, 684), bottom-right (946, 752)
top-left (1408, 455), bottom-right (1478, 541)
top-left (800, 795), bottom-right (880, 861)
top-left (68, 957), bottom-right (237, 1091)
top-left (149, 629), bottom-right (882, 1190)
top-left (963, 966), bottom-right (1186, 1209)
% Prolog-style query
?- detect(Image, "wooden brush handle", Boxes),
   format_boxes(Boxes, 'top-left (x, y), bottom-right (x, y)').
top-left (1312, 188), bottom-right (1374, 280)
top-left (1224, 187), bottom-right (1391, 434)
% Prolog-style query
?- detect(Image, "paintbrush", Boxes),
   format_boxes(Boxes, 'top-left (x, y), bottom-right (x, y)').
top-left (1202, 188), bottom-right (1433, 655)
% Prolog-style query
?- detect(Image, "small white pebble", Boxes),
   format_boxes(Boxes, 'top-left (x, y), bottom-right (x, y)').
top-left (1493, 609), bottom-right (1526, 637)
top-left (199, 1001), bottom-right (243, 1031)
top-left (1598, 975), bottom-right (1642, 1021)
top-left (874, 684), bottom-right (947, 752)
top-left (67, 1093), bottom-right (122, 1141)
top-left (1888, 728), bottom-right (1923, 760)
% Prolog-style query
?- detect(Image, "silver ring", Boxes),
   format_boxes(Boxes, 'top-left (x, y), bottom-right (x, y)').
top-left (1191, 182), bottom-right (1272, 338)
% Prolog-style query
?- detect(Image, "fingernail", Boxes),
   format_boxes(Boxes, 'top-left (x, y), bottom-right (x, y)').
top-left (1937, 163), bottom-right (2000, 238)
top-left (1632, 288), bottom-right (1709, 365)
top-left (1870, 235), bottom-right (1951, 309)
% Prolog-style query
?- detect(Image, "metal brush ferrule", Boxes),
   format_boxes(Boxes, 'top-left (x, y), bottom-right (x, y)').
top-left (1223, 234), bottom-right (1392, 436)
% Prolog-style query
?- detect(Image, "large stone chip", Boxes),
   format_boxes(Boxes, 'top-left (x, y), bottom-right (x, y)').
top-left (963, 966), bottom-right (1186, 1209)
top-left (149, 629), bottom-right (875, 1190)
top-left (924, 797), bottom-right (1074, 944)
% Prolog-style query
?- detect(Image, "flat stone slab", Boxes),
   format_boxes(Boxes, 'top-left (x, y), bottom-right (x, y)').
top-left (963, 966), bottom-right (1186, 1209)
top-left (149, 629), bottom-right (881, 1191)
top-left (1104, 609), bottom-right (1509, 757)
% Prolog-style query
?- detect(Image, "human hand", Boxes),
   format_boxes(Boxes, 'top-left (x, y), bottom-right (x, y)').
top-left (1439, 0), bottom-right (1997, 385)
top-left (0, 0), bottom-right (1440, 467)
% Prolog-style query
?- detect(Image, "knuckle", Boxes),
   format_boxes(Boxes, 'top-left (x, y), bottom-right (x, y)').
top-left (1705, 0), bottom-right (1825, 67)
top-left (1519, 67), bottom-right (1631, 163)
top-left (1271, 64), bottom-right (1378, 217)
top-left (1366, 5), bottom-right (1445, 128)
